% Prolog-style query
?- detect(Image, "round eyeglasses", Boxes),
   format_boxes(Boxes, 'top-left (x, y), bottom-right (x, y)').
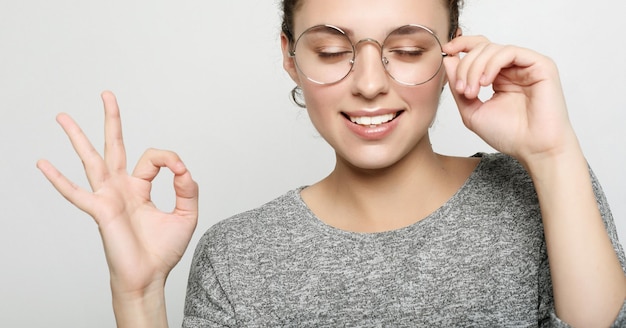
top-left (289, 24), bottom-right (448, 86)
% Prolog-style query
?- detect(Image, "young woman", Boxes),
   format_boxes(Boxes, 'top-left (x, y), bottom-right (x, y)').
top-left (38, 0), bottom-right (626, 326)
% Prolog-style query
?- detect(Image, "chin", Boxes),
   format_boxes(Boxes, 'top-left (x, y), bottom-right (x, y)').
top-left (339, 151), bottom-right (404, 172)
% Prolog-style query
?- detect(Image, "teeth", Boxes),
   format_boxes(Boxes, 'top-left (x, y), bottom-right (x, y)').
top-left (350, 113), bottom-right (395, 126)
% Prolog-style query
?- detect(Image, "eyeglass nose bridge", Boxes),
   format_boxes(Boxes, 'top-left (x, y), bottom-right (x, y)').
top-left (350, 36), bottom-right (449, 86)
top-left (349, 38), bottom-right (386, 69)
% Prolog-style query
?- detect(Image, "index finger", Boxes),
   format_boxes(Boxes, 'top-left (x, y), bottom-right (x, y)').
top-left (101, 91), bottom-right (127, 173)
top-left (442, 35), bottom-right (491, 57)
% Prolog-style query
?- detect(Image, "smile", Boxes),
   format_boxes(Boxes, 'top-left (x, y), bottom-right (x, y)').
top-left (344, 111), bottom-right (403, 127)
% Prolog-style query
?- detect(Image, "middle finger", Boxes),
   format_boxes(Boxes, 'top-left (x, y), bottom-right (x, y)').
top-left (102, 91), bottom-right (128, 173)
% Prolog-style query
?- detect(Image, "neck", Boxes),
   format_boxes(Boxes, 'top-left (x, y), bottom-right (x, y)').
top-left (330, 145), bottom-right (443, 198)
top-left (303, 142), bottom-right (464, 233)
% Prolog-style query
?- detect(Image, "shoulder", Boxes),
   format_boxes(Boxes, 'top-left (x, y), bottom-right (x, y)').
top-left (211, 187), bottom-right (307, 233)
top-left (473, 152), bottom-right (527, 177)
top-left (463, 152), bottom-right (538, 204)
top-left (472, 152), bottom-right (532, 185)
top-left (195, 188), bottom-right (312, 257)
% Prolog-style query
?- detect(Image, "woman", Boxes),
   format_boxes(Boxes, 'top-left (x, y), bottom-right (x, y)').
top-left (38, 0), bottom-right (626, 326)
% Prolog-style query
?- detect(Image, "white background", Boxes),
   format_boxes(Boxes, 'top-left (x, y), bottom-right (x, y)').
top-left (1, 0), bottom-right (624, 326)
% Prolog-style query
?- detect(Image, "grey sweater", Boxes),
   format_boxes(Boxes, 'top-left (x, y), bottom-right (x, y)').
top-left (183, 153), bottom-right (626, 327)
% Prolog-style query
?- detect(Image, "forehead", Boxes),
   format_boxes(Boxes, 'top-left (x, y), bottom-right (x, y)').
top-left (294, 0), bottom-right (448, 39)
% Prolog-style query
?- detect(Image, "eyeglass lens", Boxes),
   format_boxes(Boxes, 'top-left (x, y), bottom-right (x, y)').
top-left (292, 25), bottom-right (445, 85)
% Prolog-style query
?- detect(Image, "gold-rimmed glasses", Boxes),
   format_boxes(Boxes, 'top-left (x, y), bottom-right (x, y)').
top-left (289, 24), bottom-right (448, 86)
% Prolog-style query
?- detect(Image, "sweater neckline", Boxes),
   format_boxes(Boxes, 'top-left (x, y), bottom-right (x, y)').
top-left (290, 154), bottom-right (489, 241)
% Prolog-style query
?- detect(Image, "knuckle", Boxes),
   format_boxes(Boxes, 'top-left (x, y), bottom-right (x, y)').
top-left (144, 148), bottom-right (177, 157)
top-left (502, 44), bottom-right (517, 52)
top-left (143, 147), bottom-right (158, 155)
top-left (537, 55), bottom-right (558, 72)
top-left (474, 35), bottom-right (490, 43)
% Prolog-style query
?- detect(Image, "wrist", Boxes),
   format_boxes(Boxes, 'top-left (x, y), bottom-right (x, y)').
top-left (517, 133), bottom-right (585, 180)
top-left (111, 280), bottom-right (168, 328)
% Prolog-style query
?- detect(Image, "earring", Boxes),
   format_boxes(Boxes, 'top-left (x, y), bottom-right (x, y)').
top-left (290, 86), bottom-right (306, 108)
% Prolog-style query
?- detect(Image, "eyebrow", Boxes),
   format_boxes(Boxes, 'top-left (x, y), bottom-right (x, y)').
top-left (328, 24), bottom-right (442, 39)
top-left (332, 25), bottom-right (355, 37)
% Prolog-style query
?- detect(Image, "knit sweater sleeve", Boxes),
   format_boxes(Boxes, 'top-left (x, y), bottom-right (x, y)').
top-left (540, 166), bottom-right (626, 327)
top-left (182, 227), bottom-right (237, 328)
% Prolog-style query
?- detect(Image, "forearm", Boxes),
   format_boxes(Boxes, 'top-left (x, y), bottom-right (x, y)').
top-left (524, 145), bottom-right (626, 327)
top-left (111, 282), bottom-right (169, 328)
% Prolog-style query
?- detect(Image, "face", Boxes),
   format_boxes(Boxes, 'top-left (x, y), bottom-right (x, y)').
top-left (282, 0), bottom-right (450, 170)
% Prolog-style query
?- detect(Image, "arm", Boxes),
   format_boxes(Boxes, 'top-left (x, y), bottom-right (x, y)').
top-left (527, 146), bottom-right (625, 326)
top-left (37, 91), bottom-right (199, 327)
top-left (443, 36), bottom-right (626, 326)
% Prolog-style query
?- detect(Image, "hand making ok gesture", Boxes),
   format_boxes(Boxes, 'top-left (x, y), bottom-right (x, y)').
top-left (37, 91), bottom-right (198, 325)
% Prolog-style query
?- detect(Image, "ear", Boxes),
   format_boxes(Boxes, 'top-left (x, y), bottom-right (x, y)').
top-left (453, 27), bottom-right (463, 39)
top-left (281, 33), bottom-right (300, 84)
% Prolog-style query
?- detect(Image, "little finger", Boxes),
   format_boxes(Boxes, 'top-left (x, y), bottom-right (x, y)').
top-left (36, 159), bottom-right (98, 215)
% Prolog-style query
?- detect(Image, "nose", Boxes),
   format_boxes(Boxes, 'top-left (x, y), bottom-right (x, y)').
top-left (350, 39), bottom-right (390, 99)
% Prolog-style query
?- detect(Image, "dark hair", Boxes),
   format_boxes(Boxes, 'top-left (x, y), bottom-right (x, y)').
top-left (446, 0), bottom-right (463, 39)
top-left (281, 0), bottom-right (464, 45)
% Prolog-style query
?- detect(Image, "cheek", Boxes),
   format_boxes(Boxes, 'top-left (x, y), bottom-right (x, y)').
top-left (397, 80), bottom-right (445, 112)
top-left (300, 82), bottom-right (344, 117)
top-left (298, 85), bottom-right (337, 134)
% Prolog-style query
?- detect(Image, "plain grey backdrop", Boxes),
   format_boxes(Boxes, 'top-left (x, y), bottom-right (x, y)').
top-left (1, 0), bottom-right (624, 326)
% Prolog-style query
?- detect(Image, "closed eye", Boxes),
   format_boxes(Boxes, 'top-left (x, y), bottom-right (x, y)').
top-left (389, 48), bottom-right (425, 57)
top-left (318, 51), bottom-right (352, 58)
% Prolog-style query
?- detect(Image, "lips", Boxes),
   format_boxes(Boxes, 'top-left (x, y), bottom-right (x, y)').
top-left (342, 110), bottom-right (404, 127)
top-left (341, 109), bottom-right (404, 140)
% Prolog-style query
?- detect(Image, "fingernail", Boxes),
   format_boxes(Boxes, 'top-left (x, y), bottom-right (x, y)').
top-left (456, 80), bottom-right (465, 92)
top-left (479, 74), bottom-right (487, 85)
top-left (176, 161), bottom-right (186, 172)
